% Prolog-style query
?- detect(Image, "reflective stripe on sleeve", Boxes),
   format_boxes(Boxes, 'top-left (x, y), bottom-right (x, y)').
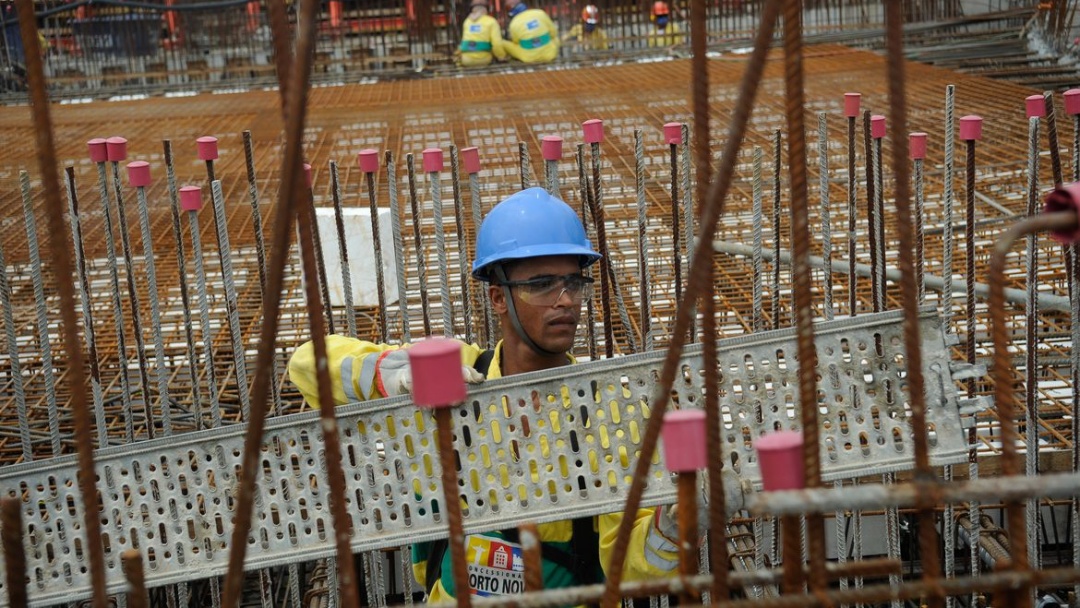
top-left (358, 353), bottom-right (380, 400)
top-left (340, 356), bottom-right (361, 402)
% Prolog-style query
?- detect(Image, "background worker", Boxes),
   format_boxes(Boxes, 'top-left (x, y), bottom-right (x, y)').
top-left (647, 1), bottom-right (685, 48)
top-left (458, 0), bottom-right (506, 67)
top-left (561, 5), bottom-right (610, 52)
top-left (499, 0), bottom-right (559, 64)
top-left (288, 187), bottom-right (711, 602)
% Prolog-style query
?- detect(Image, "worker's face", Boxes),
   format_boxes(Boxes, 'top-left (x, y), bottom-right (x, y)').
top-left (490, 255), bottom-right (584, 354)
top-left (504, 0), bottom-right (521, 11)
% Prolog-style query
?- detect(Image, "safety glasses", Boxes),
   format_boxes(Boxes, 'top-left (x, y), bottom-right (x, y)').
top-left (500, 273), bottom-right (594, 306)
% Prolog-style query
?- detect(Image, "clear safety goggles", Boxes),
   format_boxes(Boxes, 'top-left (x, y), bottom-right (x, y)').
top-left (501, 273), bottom-right (594, 306)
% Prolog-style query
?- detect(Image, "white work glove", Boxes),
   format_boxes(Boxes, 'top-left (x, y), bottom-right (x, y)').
top-left (657, 468), bottom-right (750, 541)
top-left (376, 348), bottom-right (486, 398)
top-left (390, 365), bottom-right (486, 396)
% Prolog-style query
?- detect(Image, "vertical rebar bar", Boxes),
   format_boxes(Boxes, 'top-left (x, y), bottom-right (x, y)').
top-left (329, 160), bottom-right (358, 339)
top-left (818, 112), bottom-right (833, 321)
top-left (863, 111), bottom-right (879, 313)
top-left (164, 141), bottom-right (205, 430)
top-left (847, 105), bottom-right (858, 317)
top-left (94, 154), bottom-right (134, 442)
top-left (873, 130), bottom-right (886, 310)
top-left (387, 151), bottom-right (412, 341)
top-left (752, 146), bottom-right (764, 333)
top-left (677, 473), bottom-right (701, 604)
top-left (635, 129), bottom-right (652, 351)
top-left (363, 157), bottom-right (389, 344)
top-left (668, 133), bottom-right (683, 307)
top-left (772, 129), bottom-right (783, 329)
top-left (520, 523), bottom-right (544, 594)
top-left (681, 123), bottom-right (695, 341)
top-left (577, 144), bottom-right (598, 361)
top-left (450, 146), bottom-right (473, 346)
top-left (519, 141), bottom-right (532, 190)
top-left (64, 166), bottom-right (107, 448)
top-left (2, 498), bottom-right (27, 608)
top-left (1025, 115), bottom-right (1043, 598)
top-left (914, 139), bottom-right (926, 305)
top-left (407, 153), bottom-right (433, 337)
top-left (964, 131), bottom-right (981, 605)
top-left (211, 180), bottom-right (252, 421)
top-left (465, 155), bottom-right (492, 348)
top-left (133, 172), bottom-right (172, 436)
top-left (588, 137), bottom-right (615, 358)
top-left (434, 403), bottom-right (473, 608)
top-left (305, 172), bottom-right (337, 336)
top-left (186, 192), bottom-right (222, 429)
top-left (20, 171), bottom-right (62, 455)
top-left (0, 236), bottom-right (30, 459)
top-left (943, 85), bottom-right (956, 333)
top-left (122, 550), bottom-right (150, 608)
top-left (109, 159), bottom-right (156, 439)
top-left (426, 152), bottom-right (454, 337)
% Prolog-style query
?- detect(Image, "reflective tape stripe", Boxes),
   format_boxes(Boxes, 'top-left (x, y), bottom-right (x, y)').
top-left (461, 40), bottom-right (493, 52)
top-left (359, 354), bottom-right (380, 400)
top-left (519, 33), bottom-right (551, 49)
top-left (340, 356), bottom-right (361, 403)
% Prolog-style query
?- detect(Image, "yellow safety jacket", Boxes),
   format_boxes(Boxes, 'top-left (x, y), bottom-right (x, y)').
top-left (501, 8), bottom-right (559, 64)
top-left (459, 13), bottom-right (507, 67)
top-left (647, 22), bottom-right (685, 47)
top-left (561, 24), bottom-right (610, 52)
top-left (287, 337), bottom-right (681, 604)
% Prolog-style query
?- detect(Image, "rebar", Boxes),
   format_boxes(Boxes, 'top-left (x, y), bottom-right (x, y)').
top-left (588, 139), bottom-right (615, 358)
top-left (0, 233), bottom-right (30, 459)
top-left (210, 179), bottom-right (252, 421)
top-left (772, 128), bottom-right (783, 329)
top-left (2, 498), bottom-right (27, 608)
top-left (329, 160), bottom-right (358, 339)
top-left (187, 200), bottom-right (222, 428)
top-left (407, 153), bottom-right (432, 337)
top-left (1026, 115), bottom-right (1043, 585)
top-left (752, 146), bottom-right (765, 333)
top-left (635, 129), bottom-right (652, 352)
top-left (364, 158), bottom-right (389, 344)
top-left (450, 146), bottom-right (473, 346)
top-left (428, 159), bottom-right (453, 337)
top-left (577, 144), bottom-right (598, 361)
top-left (387, 151), bottom-right (412, 342)
top-left (134, 176), bottom-right (172, 436)
top-left (818, 111), bottom-right (833, 321)
top-left (122, 550), bottom-right (150, 608)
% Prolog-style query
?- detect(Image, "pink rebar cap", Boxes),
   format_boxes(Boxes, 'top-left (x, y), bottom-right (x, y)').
top-left (663, 122), bottom-right (682, 145)
top-left (126, 161), bottom-right (151, 187)
top-left (541, 136), bottom-right (563, 161)
top-left (179, 185), bottom-right (202, 212)
top-left (87, 138), bottom-right (108, 163)
top-left (583, 119), bottom-right (604, 144)
top-left (843, 92), bottom-right (861, 118)
top-left (870, 115), bottom-right (886, 139)
top-left (358, 149), bottom-right (379, 173)
top-left (754, 430), bottom-right (805, 491)
top-left (197, 136), bottom-right (219, 161)
top-left (662, 410), bottom-right (707, 473)
top-left (1043, 183), bottom-right (1080, 243)
top-left (1065, 89), bottom-right (1080, 116)
top-left (423, 148), bottom-right (444, 173)
top-left (407, 338), bottom-right (466, 408)
top-left (460, 147), bottom-right (481, 174)
top-left (105, 137), bottom-right (128, 162)
top-left (959, 115), bottom-right (983, 141)
top-left (303, 163), bottom-right (313, 188)
top-left (909, 132), bottom-right (928, 161)
top-left (1026, 94), bottom-right (1047, 119)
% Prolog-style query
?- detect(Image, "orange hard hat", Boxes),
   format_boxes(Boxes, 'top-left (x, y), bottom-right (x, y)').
top-left (652, 1), bottom-right (669, 15)
top-left (582, 4), bottom-right (599, 23)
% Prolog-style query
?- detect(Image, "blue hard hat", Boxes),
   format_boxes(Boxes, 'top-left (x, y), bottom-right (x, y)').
top-left (472, 187), bottom-right (601, 282)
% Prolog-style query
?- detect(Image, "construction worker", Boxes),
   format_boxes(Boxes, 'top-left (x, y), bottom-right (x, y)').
top-left (288, 187), bottom-right (705, 602)
top-left (561, 5), bottom-right (610, 52)
top-left (458, 0), bottom-right (507, 67)
top-left (647, 1), bottom-right (685, 48)
top-left (499, 0), bottom-right (559, 64)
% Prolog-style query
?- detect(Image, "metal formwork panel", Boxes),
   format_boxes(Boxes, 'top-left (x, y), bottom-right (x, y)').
top-left (0, 308), bottom-right (970, 605)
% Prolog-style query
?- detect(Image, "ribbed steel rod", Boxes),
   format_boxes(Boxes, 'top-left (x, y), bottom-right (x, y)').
top-left (133, 174), bottom-right (172, 436)
top-left (635, 129), bottom-right (652, 352)
top-left (2, 498), bottom-right (27, 608)
top-left (163, 141), bottom-right (205, 430)
top-left (64, 166), bottom-right (107, 447)
top-left (329, 160), bottom-right (358, 339)
top-left (847, 109), bottom-right (858, 317)
top-left (186, 197), bottom-right (223, 429)
top-left (407, 153), bottom-right (432, 337)
top-left (13, 1), bottom-right (107, 602)
top-left (427, 159), bottom-right (453, 337)
top-left (862, 110), bottom-right (879, 313)
top-left (1025, 115), bottom-right (1043, 590)
top-left (387, 151), bottom-right (412, 342)
top-left (752, 146), bottom-right (764, 333)
top-left (669, 136), bottom-right (682, 307)
top-left (306, 178), bottom-right (337, 336)
top-left (0, 234), bottom-right (30, 459)
top-left (450, 146), bottom-right (473, 346)
top-left (122, 550), bottom-right (150, 608)
top-left (818, 111), bottom-right (833, 321)
top-left (363, 159), bottom-right (389, 344)
top-left (467, 163), bottom-right (492, 348)
top-left (577, 144), bottom-right (598, 361)
top-left (588, 140), bottom-right (615, 358)
top-left (771, 128), bottom-right (782, 329)
top-left (210, 179), bottom-right (252, 421)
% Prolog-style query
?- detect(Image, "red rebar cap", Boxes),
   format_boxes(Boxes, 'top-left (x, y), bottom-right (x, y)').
top-left (105, 137), bottom-right (128, 162)
top-left (87, 138), bottom-right (108, 163)
top-left (959, 115), bottom-right (983, 141)
top-left (127, 161), bottom-right (151, 188)
top-left (1066, 89), bottom-right (1080, 116)
top-left (754, 431), bottom-right (805, 491)
top-left (197, 136), bottom-right (219, 161)
top-left (843, 92), bottom-right (861, 118)
top-left (423, 148), bottom-right (444, 173)
top-left (179, 185), bottom-right (202, 212)
top-left (407, 338), bottom-right (466, 408)
top-left (460, 147), bottom-right (481, 174)
top-left (870, 115), bottom-right (886, 139)
top-left (1043, 183), bottom-right (1080, 244)
top-left (663, 122), bottom-right (682, 145)
top-left (909, 132), bottom-right (928, 161)
top-left (358, 149), bottom-right (379, 173)
top-left (303, 163), bottom-right (313, 189)
top-left (1026, 94), bottom-right (1047, 119)
top-left (541, 136), bottom-right (563, 161)
top-left (661, 410), bottom-right (707, 473)
top-left (583, 119), bottom-right (604, 144)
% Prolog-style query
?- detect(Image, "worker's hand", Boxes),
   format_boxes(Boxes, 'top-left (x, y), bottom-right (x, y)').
top-left (655, 468), bottom-right (749, 542)
top-left (391, 365), bottom-right (485, 395)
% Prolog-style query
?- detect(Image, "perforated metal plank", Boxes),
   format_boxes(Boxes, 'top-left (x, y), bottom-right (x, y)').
top-left (0, 308), bottom-right (969, 606)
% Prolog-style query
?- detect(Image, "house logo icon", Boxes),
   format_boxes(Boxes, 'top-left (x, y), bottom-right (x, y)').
top-left (492, 545), bottom-right (510, 569)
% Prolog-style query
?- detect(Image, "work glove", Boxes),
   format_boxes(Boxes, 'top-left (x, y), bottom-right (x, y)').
top-left (656, 468), bottom-right (750, 542)
top-left (376, 347), bottom-right (486, 398)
